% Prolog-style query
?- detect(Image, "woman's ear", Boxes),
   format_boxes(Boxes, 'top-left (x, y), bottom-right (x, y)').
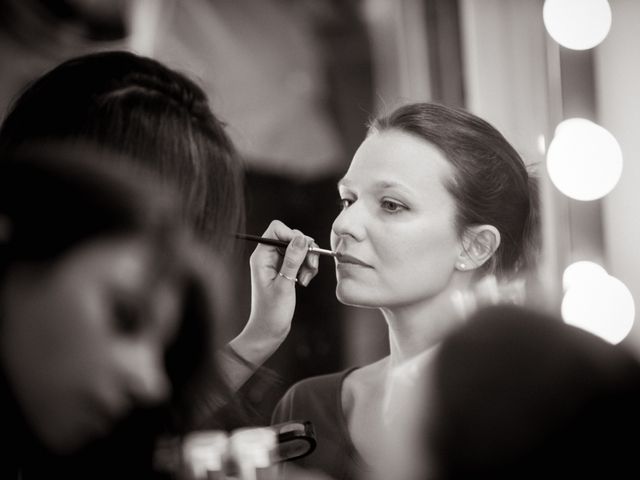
top-left (455, 225), bottom-right (501, 271)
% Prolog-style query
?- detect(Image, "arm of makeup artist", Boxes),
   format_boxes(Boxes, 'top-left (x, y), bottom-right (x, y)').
top-left (219, 220), bottom-right (319, 390)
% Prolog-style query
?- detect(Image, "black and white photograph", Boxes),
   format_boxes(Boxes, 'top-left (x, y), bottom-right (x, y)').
top-left (1, 1), bottom-right (639, 479)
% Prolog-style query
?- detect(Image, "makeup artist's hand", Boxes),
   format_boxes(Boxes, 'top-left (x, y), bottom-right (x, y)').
top-left (226, 221), bottom-right (319, 382)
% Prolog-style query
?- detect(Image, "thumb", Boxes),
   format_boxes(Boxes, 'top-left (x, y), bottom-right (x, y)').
top-left (277, 234), bottom-right (309, 283)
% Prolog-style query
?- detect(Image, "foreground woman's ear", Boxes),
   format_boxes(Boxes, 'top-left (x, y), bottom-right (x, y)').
top-left (456, 225), bottom-right (501, 271)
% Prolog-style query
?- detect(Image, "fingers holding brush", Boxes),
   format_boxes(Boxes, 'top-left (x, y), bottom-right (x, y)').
top-left (279, 234), bottom-right (320, 287)
top-left (301, 240), bottom-right (321, 285)
top-left (278, 234), bottom-right (308, 284)
top-left (244, 220), bottom-right (317, 349)
top-left (250, 220), bottom-right (318, 287)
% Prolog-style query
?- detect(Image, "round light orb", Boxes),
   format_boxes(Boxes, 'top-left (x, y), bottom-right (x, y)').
top-left (547, 118), bottom-right (623, 201)
top-left (561, 273), bottom-right (635, 344)
top-left (543, 0), bottom-right (612, 50)
top-left (562, 260), bottom-right (608, 291)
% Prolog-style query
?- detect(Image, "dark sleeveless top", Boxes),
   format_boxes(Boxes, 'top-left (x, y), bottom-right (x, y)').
top-left (271, 368), bottom-right (370, 480)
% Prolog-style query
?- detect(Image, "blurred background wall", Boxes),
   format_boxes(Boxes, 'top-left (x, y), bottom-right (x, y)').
top-left (1, 0), bottom-right (637, 399)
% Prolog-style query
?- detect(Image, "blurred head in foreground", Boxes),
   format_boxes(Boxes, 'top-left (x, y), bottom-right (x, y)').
top-left (425, 304), bottom-right (640, 479)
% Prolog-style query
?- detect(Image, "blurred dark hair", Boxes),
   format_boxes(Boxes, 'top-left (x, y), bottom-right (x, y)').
top-left (371, 103), bottom-right (538, 278)
top-left (0, 50), bottom-right (244, 253)
top-left (0, 145), bottom-right (229, 477)
top-left (427, 305), bottom-right (640, 479)
top-left (0, 145), bottom-right (181, 269)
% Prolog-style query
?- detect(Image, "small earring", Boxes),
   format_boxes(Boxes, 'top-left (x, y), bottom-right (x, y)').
top-left (458, 263), bottom-right (466, 270)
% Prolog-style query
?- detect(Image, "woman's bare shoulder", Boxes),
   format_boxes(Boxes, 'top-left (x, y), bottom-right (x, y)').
top-left (342, 356), bottom-right (389, 408)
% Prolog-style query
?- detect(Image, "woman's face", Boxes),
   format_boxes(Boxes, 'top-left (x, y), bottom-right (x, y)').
top-left (1, 235), bottom-right (180, 453)
top-left (330, 129), bottom-right (461, 308)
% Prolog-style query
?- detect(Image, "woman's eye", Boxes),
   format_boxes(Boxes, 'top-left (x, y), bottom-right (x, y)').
top-left (113, 298), bottom-right (143, 335)
top-left (381, 199), bottom-right (406, 213)
top-left (339, 198), bottom-right (354, 210)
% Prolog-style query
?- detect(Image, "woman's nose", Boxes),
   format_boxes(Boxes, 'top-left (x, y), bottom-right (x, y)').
top-left (332, 202), bottom-right (365, 242)
top-left (125, 349), bottom-right (170, 406)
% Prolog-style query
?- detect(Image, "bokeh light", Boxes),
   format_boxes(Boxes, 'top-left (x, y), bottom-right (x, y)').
top-left (562, 260), bottom-right (608, 291)
top-left (547, 118), bottom-right (622, 201)
top-left (543, 0), bottom-right (612, 50)
top-left (561, 272), bottom-right (635, 344)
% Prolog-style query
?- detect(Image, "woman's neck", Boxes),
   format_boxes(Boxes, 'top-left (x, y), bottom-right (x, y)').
top-left (380, 286), bottom-right (464, 368)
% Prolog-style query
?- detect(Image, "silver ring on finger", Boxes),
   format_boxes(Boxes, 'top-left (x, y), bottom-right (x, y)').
top-left (278, 271), bottom-right (298, 283)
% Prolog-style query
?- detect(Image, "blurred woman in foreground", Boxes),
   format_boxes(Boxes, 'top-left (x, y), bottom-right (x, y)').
top-left (0, 146), bottom-right (227, 478)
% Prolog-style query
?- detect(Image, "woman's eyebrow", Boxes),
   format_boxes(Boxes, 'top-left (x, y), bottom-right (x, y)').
top-left (338, 179), bottom-right (415, 195)
top-left (374, 180), bottom-right (414, 195)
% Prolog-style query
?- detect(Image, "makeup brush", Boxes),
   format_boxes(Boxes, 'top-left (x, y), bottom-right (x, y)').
top-left (235, 233), bottom-right (338, 258)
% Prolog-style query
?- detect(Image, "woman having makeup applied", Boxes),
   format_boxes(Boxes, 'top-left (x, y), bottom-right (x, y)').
top-left (261, 103), bottom-right (539, 480)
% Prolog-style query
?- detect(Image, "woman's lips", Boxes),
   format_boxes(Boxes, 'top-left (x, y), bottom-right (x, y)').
top-left (336, 253), bottom-right (372, 267)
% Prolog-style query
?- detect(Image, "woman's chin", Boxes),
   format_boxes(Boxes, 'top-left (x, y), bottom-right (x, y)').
top-left (336, 284), bottom-right (381, 308)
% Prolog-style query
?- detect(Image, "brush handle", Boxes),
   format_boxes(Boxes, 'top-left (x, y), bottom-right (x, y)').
top-left (234, 233), bottom-right (338, 257)
top-left (235, 233), bottom-right (288, 248)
